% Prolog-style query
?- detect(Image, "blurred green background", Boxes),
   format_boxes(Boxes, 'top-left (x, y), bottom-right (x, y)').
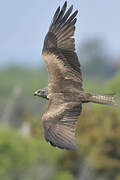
top-left (0, 38), bottom-right (120, 180)
top-left (1, 0), bottom-right (120, 180)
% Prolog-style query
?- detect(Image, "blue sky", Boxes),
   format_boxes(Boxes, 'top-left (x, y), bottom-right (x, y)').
top-left (0, 0), bottom-right (120, 67)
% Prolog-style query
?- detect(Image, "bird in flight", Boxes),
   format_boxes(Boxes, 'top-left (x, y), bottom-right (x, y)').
top-left (34, 1), bottom-right (117, 150)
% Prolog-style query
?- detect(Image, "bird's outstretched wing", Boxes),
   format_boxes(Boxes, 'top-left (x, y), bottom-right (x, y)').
top-left (42, 96), bottom-right (82, 150)
top-left (42, 1), bottom-right (83, 91)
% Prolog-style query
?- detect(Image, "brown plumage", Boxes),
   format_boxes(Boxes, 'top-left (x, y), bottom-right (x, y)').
top-left (34, 1), bottom-right (117, 150)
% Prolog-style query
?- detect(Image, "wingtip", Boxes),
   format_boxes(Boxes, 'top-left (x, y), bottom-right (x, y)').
top-left (67, 144), bottom-right (78, 151)
top-left (74, 10), bottom-right (78, 16)
top-left (48, 139), bottom-right (78, 151)
top-left (64, 1), bottom-right (67, 7)
top-left (63, 1), bottom-right (67, 10)
top-left (58, 6), bottom-right (60, 11)
top-left (69, 4), bottom-right (73, 11)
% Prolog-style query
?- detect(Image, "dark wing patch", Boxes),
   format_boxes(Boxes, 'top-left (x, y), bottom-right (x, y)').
top-left (45, 123), bottom-right (77, 150)
top-left (42, 1), bottom-right (82, 83)
top-left (42, 101), bottom-right (82, 150)
top-left (43, 2), bottom-right (77, 51)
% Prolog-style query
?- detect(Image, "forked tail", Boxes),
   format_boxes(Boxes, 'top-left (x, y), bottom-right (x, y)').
top-left (88, 93), bottom-right (117, 106)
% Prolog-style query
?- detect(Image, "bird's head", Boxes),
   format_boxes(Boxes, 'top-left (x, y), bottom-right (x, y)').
top-left (34, 88), bottom-right (49, 100)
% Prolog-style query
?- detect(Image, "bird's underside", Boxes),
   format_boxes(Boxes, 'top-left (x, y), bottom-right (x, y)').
top-left (34, 1), bottom-right (118, 150)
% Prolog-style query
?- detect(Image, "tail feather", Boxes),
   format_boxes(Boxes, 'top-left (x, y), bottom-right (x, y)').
top-left (89, 93), bottom-right (117, 106)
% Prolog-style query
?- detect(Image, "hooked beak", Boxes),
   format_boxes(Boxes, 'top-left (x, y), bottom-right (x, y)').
top-left (34, 90), bottom-right (39, 96)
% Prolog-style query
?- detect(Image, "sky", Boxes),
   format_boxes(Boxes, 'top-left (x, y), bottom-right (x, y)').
top-left (0, 0), bottom-right (120, 67)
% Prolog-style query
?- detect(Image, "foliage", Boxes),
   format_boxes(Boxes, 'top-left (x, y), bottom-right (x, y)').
top-left (52, 171), bottom-right (73, 180)
top-left (0, 128), bottom-right (63, 180)
top-left (0, 66), bottom-right (48, 101)
top-left (106, 72), bottom-right (120, 94)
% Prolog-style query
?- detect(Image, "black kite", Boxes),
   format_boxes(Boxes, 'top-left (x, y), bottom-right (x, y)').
top-left (34, 2), bottom-right (117, 150)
